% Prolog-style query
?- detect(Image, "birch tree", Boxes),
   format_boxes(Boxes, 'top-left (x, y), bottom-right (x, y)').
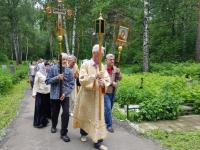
top-left (72, 3), bottom-right (77, 55)
top-left (196, 2), bottom-right (200, 62)
top-left (143, 0), bottom-right (150, 71)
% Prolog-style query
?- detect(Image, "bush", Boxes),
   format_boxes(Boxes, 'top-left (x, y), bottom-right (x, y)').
top-left (120, 62), bottom-right (200, 80)
top-left (0, 64), bottom-right (27, 95)
top-left (150, 62), bottom-right (200, 80)
top-left (0, 53), bottom-right (9, 63)
top-left (11, 65), bottom-right (27, 84)
top-left (139, 82), bottom-right (181, 121)
top-left (116, 73), bottom-right (200, 121)
top-left (116, 73), bottom-right (185, 105)
top-left (0, 73), bottom-right (12, 95)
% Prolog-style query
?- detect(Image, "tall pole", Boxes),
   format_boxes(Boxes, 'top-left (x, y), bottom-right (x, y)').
top-left (45, 0), bottom-right (64, 97)
top-left (96, 12), bottom-right (105, 120)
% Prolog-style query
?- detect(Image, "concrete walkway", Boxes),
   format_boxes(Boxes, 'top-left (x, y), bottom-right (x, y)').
top-left (0, 89), bottom-right (164, 150)
top-left (131, 115), bottom-right (200, 133)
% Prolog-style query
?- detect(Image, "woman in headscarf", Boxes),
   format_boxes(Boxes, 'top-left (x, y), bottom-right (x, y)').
top-left (32, 61), bottom-right (51, 128)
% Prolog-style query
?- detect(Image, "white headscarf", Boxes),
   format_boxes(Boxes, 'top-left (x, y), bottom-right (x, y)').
top-left (38, 64), bottom-right (47, 76)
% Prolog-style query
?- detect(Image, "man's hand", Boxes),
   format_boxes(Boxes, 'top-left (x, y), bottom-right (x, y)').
top-left (115, 68), bottom-right (120, 74)
top-left (60, 93), bottom-right (65, 101)
top-left (98, 78), bottom-right (105, 87)
top-left (57, 74), bottom-right (64, 80)
top-left (74, 70), bottom-right (79, 78)
top-left (112, 81), bottom-right (117, 88)
top-left (96, 71), bottom-right (104, 79)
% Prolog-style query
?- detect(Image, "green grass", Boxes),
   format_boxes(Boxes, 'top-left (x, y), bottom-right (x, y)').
top-left (112, 103), bottom-right (127, 120)
top-left (145, 129), bottom-right (200, 150)
top-left (0, 80), bottom-right (28, 135)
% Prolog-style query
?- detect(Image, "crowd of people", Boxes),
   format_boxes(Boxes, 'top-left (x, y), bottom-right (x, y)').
top-left (28, 44), bottom-right (121, 150)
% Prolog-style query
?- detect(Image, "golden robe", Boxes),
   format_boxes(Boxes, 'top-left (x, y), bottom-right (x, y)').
top-left (72, 59), bottom-right (110, 142)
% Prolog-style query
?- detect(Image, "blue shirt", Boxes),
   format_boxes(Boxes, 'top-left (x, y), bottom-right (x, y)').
top-left (45, 64), bottom-right (74, 100)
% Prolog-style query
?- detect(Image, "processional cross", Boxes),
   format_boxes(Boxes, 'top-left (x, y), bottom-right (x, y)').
top-left (45, 0), bottom-right (73, 53)
top-left (45, 0), bottom-right (73, 97)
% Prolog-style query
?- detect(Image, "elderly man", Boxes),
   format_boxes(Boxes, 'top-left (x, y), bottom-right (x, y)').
top-left (104, 54), bottom-right (122, 133)
top-left (46, 53), bottom-right (74, 142)
top-left (73, 44), bottom-right (110, 150)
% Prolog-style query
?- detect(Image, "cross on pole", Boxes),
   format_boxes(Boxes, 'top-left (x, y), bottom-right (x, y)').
top-left (44, 0), bottom-right (73, 97)
top-left (45, 0), bottom-right (73, 53)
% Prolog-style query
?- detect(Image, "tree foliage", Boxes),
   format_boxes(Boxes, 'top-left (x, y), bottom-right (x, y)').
top-left (0, 0), bottom-right (199, 64)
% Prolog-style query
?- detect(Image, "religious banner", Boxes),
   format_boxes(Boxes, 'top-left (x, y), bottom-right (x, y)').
top-left (117, 26), bottom-right (129, 43)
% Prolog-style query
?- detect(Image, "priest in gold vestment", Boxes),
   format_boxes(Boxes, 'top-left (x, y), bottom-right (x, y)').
top-left (73, 44), bottom-right (110, 150)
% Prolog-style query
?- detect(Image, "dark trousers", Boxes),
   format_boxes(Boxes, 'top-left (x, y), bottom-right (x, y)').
top-left (80, 129), bottom-right (103, 148)
top-left (43, 93), bottom-right (51, 119)
top-left (33, 93), bottom-right (50, 127)
top-left (51, 97), bottom-right (69, 136)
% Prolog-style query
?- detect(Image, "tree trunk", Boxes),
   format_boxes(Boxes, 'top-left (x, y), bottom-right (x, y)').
top-left (26, 37), bottom-right (29, 61)
top-left (72, 3), bottom-right (77, 55)
top-left (196, 3), bottom-right (200, 62)
top-left (143, 0), bottom-right (150, 72)
top-left (12, 29), bottom-right (21, 64)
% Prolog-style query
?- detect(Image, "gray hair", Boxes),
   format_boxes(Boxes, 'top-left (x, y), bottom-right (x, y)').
top-left (68, 55), bottom-right (77, 61)
top-left (92, 44), bottom-right (105, 54)
top-left (106, 54), bottom-right (115, 59)
top-left (61, 53), bottom-right (68, 59)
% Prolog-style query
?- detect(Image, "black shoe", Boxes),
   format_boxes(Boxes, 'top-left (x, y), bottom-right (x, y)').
top-left (107, 127), bottom-right (114, 133)
top-left (37, 124), bottom-right (44, 128)
top-left (51, 127), bottom-right (57, 133)
top-left (60, 135), bottom-right (70, 142)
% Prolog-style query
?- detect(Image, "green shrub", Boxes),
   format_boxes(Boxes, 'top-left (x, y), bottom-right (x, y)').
top-left (139, 98), bottom-right (180, 121)
top-left (120, 62), bottom-right (200, 80)
top-left (139, 82), bottom-right (181, 121)
top-left (112, 104), bottom-right (127, 120)
top-left (117, 73), bottom-right (185, 105)
top-left (0, 64), bottom-right (27, 95)
top-left (0, 53), bottom-right (9, 63)
top-left (116, 73), bottom-right (200, 121)
top-left (0, 74), bottom-right (12, 95)
top-left (150, 62), bottom-right (200, 80)
top-left (11, 65), bottom-right (27, 84)
top-left (128, 110), bottom-right (142, 122)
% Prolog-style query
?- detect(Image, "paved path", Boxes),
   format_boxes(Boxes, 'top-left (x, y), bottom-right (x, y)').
top-left (133, 115), bottom-right (200, 133)
top-left (0, 89), bottom-right (164, 150)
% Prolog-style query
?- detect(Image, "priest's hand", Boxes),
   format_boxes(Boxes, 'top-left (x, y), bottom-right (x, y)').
top-left (98, 78), bottom-right (105, 87)
top-left (60, 93), bottom-right (65, 101)
top-left (96, 71), bottom-right (104, 79)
